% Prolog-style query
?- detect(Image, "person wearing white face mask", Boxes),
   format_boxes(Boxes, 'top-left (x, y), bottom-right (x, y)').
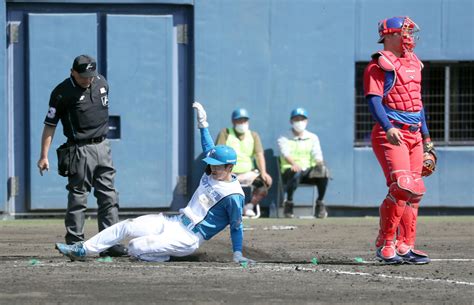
top-left (216, 108), bottom-right (273, 215)
top-left (277, 108), bottom-right (330, 218)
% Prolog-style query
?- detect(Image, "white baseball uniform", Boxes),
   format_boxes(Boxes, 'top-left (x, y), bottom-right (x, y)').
top-left (82, 127), bottom-right (245, 262)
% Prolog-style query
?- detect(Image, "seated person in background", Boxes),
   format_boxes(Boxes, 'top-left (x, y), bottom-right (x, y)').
top-left (216, 108), bottom-right (273, 212)
top-left (242, 180), bottom-right (268, 219)
top-left (277, 107), bottom-right (330, 219)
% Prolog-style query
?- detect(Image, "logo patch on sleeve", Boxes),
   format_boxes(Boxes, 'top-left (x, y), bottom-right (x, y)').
top-left (100, 87), bottom-right (106, 94)
top-left (47, 107), bottom-right (56, 119)
top-left (101, 96), bottom-right (109, 107)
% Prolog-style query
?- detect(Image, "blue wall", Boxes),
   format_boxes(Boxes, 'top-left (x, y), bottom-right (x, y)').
top-left (2, 0), bottom-right (473, 213)
top-left (0, 1), bottom-right (6, 211)
top-left (356, 0), bottom-right (474, 61)
top-left (193, 0), bottom-right (474, 207)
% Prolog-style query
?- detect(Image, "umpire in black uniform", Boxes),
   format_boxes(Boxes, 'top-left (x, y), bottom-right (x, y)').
top-left (37, 55), bottom-right (126, 256)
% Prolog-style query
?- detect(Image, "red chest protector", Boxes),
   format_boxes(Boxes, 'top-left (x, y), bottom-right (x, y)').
top-left (374, 51), bottom-right (423, 112)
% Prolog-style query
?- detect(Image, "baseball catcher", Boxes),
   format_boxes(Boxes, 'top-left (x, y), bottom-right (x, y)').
top-left (363, 16), bottom-right (437, 264)
top-left (55, 102), bottom-right (254, 264)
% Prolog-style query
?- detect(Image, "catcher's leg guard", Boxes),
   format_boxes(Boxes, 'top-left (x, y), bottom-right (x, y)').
top-left (378, 196), bottom-right (406, 243)
top-left (397, 203), bottom-right (418, 253)
top-left (375, 196), bottom-right (406, 264)
top-left (396, 203), bottom-right (430, 264)
top-left (388, 171), bottom-right (425, 203)
top-left (379, 170), bottom-right (424, 244)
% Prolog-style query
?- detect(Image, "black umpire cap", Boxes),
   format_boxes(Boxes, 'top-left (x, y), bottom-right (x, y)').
top-left (72, 55), bottom-right (98, 78)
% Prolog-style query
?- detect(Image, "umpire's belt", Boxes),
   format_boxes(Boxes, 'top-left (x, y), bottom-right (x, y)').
top-left (180, 214), bottom-right (200, 234)
top-left (391, 121), bottom-right (421, 133)
top-left (68, 136), bottom-right (106, 145)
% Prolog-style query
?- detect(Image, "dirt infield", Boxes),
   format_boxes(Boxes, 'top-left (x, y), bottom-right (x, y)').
top-left (0, 216), bottom-right (473, 304)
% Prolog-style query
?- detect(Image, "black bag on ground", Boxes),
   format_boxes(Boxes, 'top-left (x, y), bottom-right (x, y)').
top-left (56, 143), bottom-right (77, 177)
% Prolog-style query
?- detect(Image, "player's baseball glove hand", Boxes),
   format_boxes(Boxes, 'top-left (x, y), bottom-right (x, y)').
top-left (422, 141), bottom-right (437, 177)
top-left (192, 101), bottom-right (209, 128)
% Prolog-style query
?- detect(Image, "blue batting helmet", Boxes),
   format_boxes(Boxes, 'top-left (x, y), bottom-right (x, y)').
top-left (203, 145), bottom-right (237, 165)
top-left (231, 108), bottom-right (250, 120)
top-left (290, 107), bottom-right (308, 119)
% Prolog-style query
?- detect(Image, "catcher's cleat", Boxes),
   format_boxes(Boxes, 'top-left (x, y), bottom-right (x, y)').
top-left (399, 249), bottom-right (430, 265)
top-left (55, 242), bottom-right (86, 261)
top-left (376, 241), bottom-right (403, 264)
top-left (396, 243), bottom-right (430, 264)
top-left (315, 200), bottom-right (328, 219)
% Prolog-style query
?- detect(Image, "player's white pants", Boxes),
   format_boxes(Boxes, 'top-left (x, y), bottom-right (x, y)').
top-left (83, 214), bottom-right (203, 262)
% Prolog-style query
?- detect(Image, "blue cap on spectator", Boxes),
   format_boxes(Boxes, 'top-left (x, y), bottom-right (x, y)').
top-left (290, 108), bottom-right (308, 119)
top-left (231, 108), bottom-right (249, 120)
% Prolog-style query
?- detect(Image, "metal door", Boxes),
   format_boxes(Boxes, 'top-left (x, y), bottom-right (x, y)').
top-left (106, 14), bottom-right (177, 207)
top-left (6, 3), bottom-right (192, 213)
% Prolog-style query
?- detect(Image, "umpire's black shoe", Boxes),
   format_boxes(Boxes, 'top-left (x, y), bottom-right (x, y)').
top-left (100, 244), bottom-right (129, 257)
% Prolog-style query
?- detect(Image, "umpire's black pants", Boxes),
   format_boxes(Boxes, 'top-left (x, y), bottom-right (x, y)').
top-left (65, 139), bottom-right (119, 244)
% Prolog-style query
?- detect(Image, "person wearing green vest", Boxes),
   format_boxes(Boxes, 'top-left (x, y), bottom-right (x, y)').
top-left (277, 108), bottom-right (330, 218)
top-left (216, 108), bottom-right (273, 216)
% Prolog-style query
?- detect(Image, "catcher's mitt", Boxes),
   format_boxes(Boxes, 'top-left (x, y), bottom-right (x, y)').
top-left (422, 141), bottom-right (437, 177)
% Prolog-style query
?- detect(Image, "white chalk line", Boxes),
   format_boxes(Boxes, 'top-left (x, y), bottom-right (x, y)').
top-left (352, 258), bottom-right (474, 264)
top-left (430, 259), bottom-right (474, 262)
top-left (295, 266), bottom-right (474, 286)
top-left (5, 260), bottom-right (474, 287)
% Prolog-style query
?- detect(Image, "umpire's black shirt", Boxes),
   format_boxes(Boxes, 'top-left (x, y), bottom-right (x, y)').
top-left (44, 74), bottom-right (109, 140)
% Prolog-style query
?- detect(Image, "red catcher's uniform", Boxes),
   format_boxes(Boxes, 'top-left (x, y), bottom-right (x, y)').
top-left (364, 50), bottom-right (427, 257)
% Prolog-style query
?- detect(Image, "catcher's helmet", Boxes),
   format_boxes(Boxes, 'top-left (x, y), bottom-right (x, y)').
top-left (377, 16), bottom-right (420, 52)
top-left (378, 17), bottom-right (405, 43)
top-left (231, 108), bottom-right (249, 120)
top-left (203, 145), bottom-right (237, 165)
top-left (290, 107), bottom-right (308, 119)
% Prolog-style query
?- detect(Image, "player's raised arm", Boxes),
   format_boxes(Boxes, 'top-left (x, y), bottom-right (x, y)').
top-left (193, 102), bottom-right (215, 154)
